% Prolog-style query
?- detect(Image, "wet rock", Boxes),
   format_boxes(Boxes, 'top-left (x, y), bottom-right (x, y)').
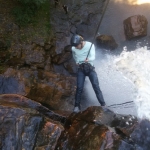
top-left (56, 106), bottom-right (150, 150)
top-left (0, 96), bottom-right (148, 150)
top-left (56, 106), bottom-right (111, 150)
top-left (96, 35), bottom-right (118, 50)
top-left (131, 119), bottom-right (150, 150)
top-left (69, 106), bottom-right (115, 126)
top-left (63, 58), bottom-right (77, 74)
top-left (123, 15), bottom-right (148, 40)
top-left (0, 68), bottom-right (76, 111)
top-left (55, 106), bottom-right (137, 150)
top-left (111, 114), bottom-right (138, 137)
top-left (0, 94), bottom-right (64, 150)
top-left (0, 94), bottom-right (66, 123)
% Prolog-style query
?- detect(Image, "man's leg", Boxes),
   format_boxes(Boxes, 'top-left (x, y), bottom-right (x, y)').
top-left (89, 70), bottom-right (106, 106)
top-left (75, 68), bottom-right (86, 108)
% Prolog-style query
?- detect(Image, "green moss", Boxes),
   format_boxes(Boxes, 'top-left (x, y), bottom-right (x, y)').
top-left (11, 0), bottom-right (52, 42)
top-left (12, 0), bottom-right (50, 27)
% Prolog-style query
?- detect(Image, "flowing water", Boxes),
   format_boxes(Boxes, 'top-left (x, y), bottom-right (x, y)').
top-left (82, 0), bottom-right (150, 120)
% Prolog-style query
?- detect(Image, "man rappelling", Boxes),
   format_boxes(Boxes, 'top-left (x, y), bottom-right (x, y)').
top-left (70, 34), bottom-right (107, 113)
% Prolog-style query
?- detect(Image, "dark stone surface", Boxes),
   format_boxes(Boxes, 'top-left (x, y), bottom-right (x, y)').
top-left (0, 68), bottom-right (76, 111)
top-left (96, 35), bottom-right (118, 50)
top-left (123, 15), bottom-right (148, 40)
top-left (0, 94), bottom-right (64, 150)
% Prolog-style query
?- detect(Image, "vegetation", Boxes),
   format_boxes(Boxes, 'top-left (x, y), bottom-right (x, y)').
top-left (10, 0), bottom-right (52, 42)
top-left (12, 0), bottom-right (50, 26)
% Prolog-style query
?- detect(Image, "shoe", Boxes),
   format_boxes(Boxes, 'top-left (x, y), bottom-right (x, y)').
top-left (73, 106), bottom-right (80, 113)
top-left (101, 105), bottom-right (108, 111)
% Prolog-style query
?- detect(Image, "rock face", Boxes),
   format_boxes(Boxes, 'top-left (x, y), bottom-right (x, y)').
top-left (123, 15), bottom-right (148, 40)
top-left (96, 35), bottom-right (118, 50)
top-left (0, 68), bottom-right (76, 111)
top-left (56, 106), bottom-right (139, 150)
top-left (0, 94), bottom-right (65, 150)
top-left (50, 0), bottom-right (105, 44)
top-left (0, 95), bottom-right (150, 150)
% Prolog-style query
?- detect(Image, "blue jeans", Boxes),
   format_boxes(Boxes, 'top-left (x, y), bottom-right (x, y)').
top-left (75, 67), bottom-right (106, 107)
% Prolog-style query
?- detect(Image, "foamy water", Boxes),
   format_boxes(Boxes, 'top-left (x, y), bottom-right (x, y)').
top-left (115, 47), bottom-right (150, 119)
top-left (84, 47), bottom-right (150, 120)
top-left (84, 50), bottom-right (136, 116)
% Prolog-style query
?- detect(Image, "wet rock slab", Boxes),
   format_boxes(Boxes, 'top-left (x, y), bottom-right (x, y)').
top-left (0, 94), bottom-right (65, 150)
top-left (55, 106), bottom-right (141, 150)
top-left (123, 15), bottom-right (148, 40)
top-left (0, 95), bottom-right (150, 150)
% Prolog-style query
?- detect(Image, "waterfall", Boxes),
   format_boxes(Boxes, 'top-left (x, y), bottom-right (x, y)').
top-left (84, 46), bottom-right (150, 120)
top-left (84, 49), bottom-right (135, 116)
top-left (115, 47), bottom-right (150, 119)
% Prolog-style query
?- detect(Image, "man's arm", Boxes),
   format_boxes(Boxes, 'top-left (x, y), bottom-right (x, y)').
top-left (72, 49), bottom-right (79, 64)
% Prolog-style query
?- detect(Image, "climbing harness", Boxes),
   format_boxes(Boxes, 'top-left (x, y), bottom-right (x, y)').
top-left (86, 0), bottom-right (110, 60)
top-left (79, 63), bottom-right (94, 75)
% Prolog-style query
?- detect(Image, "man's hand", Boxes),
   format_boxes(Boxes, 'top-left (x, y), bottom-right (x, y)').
top-left (85, 58), bottom-right (88, 63)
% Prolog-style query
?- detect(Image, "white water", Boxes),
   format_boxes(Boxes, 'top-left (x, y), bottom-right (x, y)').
top-left (83, 49), bottom-right (136, 116)
top-left (115, 47), bottom-right (150, 119)
top-left (84, 47), bottom-right (150, 120)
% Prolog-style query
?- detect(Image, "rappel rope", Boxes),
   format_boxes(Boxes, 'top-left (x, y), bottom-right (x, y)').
top-left (86, 0), bottom-right (110, 60)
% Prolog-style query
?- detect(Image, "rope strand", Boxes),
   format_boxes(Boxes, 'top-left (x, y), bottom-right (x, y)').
top-left (86, 0), bottom-right (110, 60)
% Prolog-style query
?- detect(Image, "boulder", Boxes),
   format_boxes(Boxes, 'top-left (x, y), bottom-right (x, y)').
top-left (56, 106), bottom-right (115, 150)
top-left (111, 114), bottom-right (138, 136)
top-left (123, 15), bottom-right (148, 40)
top-left (96, 35), bottom-right (118, 50)
top-left (0, 94), bottom-right (64, 150)
top-left (131, 119), bottom-right (150, 150)
top-left (56, 106), bottom-right (139, 150)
